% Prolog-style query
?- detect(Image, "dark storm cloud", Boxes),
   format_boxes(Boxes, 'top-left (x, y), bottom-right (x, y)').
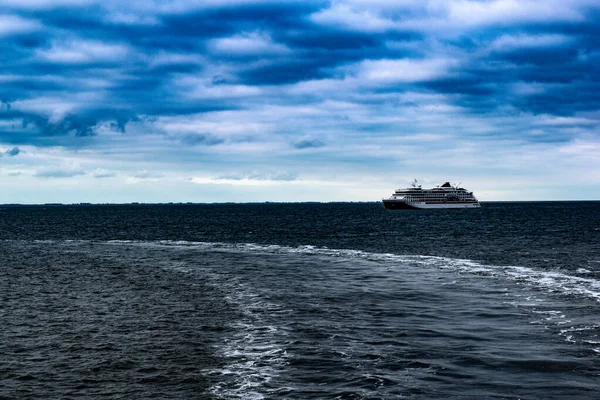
top-left (154, 2), bottom-right (318, 40)
top-left (1, 2), bottom-right (328, 145)
top-left (429, 5), bottom-right (599, 117)
top-left (1, 0), bottom-right (599, 151)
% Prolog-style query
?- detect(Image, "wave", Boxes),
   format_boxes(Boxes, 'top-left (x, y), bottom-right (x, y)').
top-left (10, 239), bottom-right (598, 396)
top-left (202, 281), bottom-right (291, 400)
top-left (104, 240), bottom-right (600, 304)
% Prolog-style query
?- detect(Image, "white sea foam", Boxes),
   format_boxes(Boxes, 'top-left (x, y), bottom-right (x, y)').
top-left (101, 240), bottom-right (600, 302)
top-left (559, 324), bottom-right (600, 348)
top-left (200, 274), bottom-right (292, 399)
top-left (104, 240), bottom-right (600, 357)
top-left (100, 239), bottom-right (293, 398)
top-left (104, 239), bottom-right (600, 304)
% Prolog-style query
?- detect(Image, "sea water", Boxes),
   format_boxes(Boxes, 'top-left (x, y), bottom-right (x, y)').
top-left (1, 202), bottom-right (599, 399)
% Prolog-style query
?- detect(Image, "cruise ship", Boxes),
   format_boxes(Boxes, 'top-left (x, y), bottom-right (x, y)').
top-left (383, 180), bottom-right (480, 209)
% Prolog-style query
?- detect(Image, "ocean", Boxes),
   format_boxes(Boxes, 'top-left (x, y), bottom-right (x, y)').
top-left (1, 202), bottom-right (599, 399)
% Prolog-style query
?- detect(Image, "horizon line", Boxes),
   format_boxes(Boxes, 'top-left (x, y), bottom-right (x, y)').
top-left (1, 200), bottom-right (599, 207)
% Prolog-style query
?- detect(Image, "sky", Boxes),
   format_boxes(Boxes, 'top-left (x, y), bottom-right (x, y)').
top-left (1, 0), bottom-right (599, 203)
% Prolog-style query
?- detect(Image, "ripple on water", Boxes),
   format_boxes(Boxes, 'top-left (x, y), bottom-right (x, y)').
top-left (2, 239), bottom-right (600, 399)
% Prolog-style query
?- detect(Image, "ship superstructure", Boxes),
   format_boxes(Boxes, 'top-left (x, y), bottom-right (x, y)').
top-left (383, 180), bottom-right (480, 209)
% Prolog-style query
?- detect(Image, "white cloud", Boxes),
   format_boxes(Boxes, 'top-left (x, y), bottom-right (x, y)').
top-left (125, 0), bottom-right (310, 15)
top-left (153, 112), bottom-right (273, 138)
top-left (104, 11), bottom-right (159, 26)
top-left (36, 40), bottom-right (132, 64)
top-left (187, 83), bottom-right (262, 100)
top-left (2, 0), bottom-right (599, 202)
top-left (189, 175), bottom-right (337, 187)
top-left (210, 31), bottom-right (290, 56)
top-left (315, 0), bottom-right (593, 36)
top-left (534, 115), bottom-right (599, 127)
top-left (148, 51), bottom-right (205, 68)
top-left (12, 97), bottom-right (77, 122)
top-left (351, 58), bottom-right (456, 83)
top-left (172, 76), bottom-right (263, 100)
top-left (510, 81), bottom-right (565, 96)
top-left (92, 168), bottom-right (117, 178)
top-left (12, 92), bottom-right (105, 122)
top-left (490, 34), bottom-right (574, 51)
top-left (1, 0), bottom-right (92, 9)
top-left (559, 137), bottom-right (600, 157)
top-left (0, 14), bottom-right (41, 36)
top-left (130, 170), bottom-right (164, 182)
top-left (443, 0), bottom-right (585, 27)
top-left (289, 78), bottom-right (354, 95)
top-left (34, 166), bottom-right (86, 178)
top-left (310, 4), bottom-right (398, 33)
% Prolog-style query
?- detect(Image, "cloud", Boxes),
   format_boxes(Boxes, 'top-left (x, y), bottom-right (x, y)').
top-left (174, 78), bottom-right (263, 100)
top-left (310, 4), bottom-right (398, 33)
top-left (92, 168), bottom-right (116, 178)
top-left (2, 147), bottom-right (20, 157)
top-left (36, 39), bottom-right (132, 65)
top-left (215, 171), bottom-right (298, 181)
top-left (176, 133), bottom-right (225, 146)
top-left (489, 34), bottom-right (574, 52)
top-left (34, 166), bottom-right (86, 178)
top-left (2, 0), bottom-right (94, 9)
top-left (0, 0), bottom-right (599, 201)
top-left (132, 170), bottom-right (163, 180)
top-left (293, 138), bottom-right (325, 149)
top-left (190, 171), bottom-right (300, 186)
top-left (209, 31), bottom-right (291, 57)
top-left (442, 0), bottom-right (587, 27)
top-left (352, 58), bottom-right (457, 84)
top-left (0, 14), bottom-right (42, 37)
top-left (388, 0), bottom-right (590, 35)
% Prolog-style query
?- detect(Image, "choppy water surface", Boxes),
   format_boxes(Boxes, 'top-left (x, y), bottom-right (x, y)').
top-left (1, 202), bottom-right (599, 399)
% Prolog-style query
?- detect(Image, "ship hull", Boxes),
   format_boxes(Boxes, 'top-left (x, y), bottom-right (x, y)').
top-left (383, 199), bottom-right (480, 210)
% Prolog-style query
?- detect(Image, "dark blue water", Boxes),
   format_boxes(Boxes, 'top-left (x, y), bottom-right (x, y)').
top-left (1, 202), bottom-right (599, 399)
